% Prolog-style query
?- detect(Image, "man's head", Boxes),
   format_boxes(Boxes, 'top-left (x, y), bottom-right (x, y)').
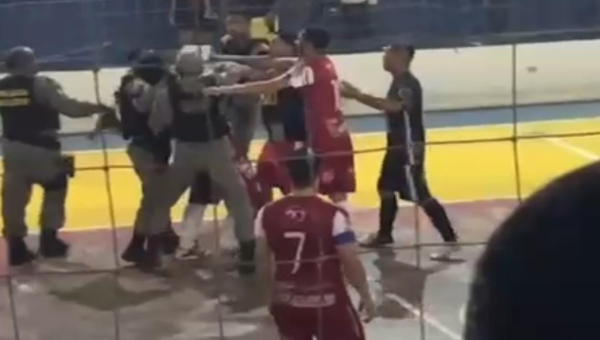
top-left (133, 51), bottom-right (167, 86)
top-left (127, 48), bottom-right (144, 64)
top-left (298, 28), bottom-right (330, 58)
top-left (251, 39), bottom-right (271, 56)
top-left (465, 161), bottom-right (600, 340)
top-left (286, 147), bottom-right (321, 191)
top-left (225, 12), bottom-right (252, 39)
top-left (175, 45), bottom-right (204, 76)
top-left (383, 44), bottom-right (415, 74)
top-left (4, 46), bottom-right (37, 75)
top-left (270, 32), bottom-right (297, 58)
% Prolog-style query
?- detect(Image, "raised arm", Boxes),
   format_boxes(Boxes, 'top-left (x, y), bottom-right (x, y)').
top-left (204, 69), bottom-right (291, 96)
top-left (34, 76), bottom-right (109, 118)
top-left (211, 53), bottom-right (297, 70)
top-left (340, 80), bottom-right (403, 113)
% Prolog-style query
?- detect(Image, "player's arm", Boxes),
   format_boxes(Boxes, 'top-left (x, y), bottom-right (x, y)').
top-left (204, 69), bottom-right (291, 96)
top-left (333, 212), bottom-right (376, 322)
top-left (255, 208), bottom-right (275, 304)
top-left (340, 80), bottom-right (403, 113)
top-left (211, 54), bottom-right (297, 70)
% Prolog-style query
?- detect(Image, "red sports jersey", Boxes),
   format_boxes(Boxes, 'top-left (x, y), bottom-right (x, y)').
top-left (255, 195), bottom-right (356, 308)
top-left (289, 57), bottom-right (352, 152)
top-left (287, 57), bottom-right (357, 194)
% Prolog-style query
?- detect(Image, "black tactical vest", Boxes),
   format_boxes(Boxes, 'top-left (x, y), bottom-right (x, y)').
top-left (168, 76), bottom-right (229, 143)
top-left (0, 75), bottom-right (61, 149)
top-left (115, 73), bottom-right (171, 164)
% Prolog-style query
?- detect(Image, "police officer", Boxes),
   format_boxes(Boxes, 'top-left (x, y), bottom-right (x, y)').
top-left (148, 46), bottom-right (256, 274)
top-left (0, 46), bottom-right (112, 266)
top-left (220, 11), bottom-right (266, 156)
top-left (341, 44), bottom-right (460, 261)
top-left (112, 50), bottom-right (179, 268)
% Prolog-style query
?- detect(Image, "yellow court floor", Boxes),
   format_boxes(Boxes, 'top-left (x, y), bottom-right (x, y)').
top-left (2, 117), bottom-right (600, 232)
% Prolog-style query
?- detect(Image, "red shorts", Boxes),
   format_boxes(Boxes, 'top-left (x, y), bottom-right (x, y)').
top-left (314, 133), bottom-right (356, 195)
top-left (257, 141), bottom-right (295, 196)
top-left (271, 302), bottom-right (365, 340)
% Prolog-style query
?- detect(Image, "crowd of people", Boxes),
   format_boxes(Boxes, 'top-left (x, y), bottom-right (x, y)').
top-left (4, 9), bottom-right (600, 339)
top-left (0, 11), bottom-right (467, 339)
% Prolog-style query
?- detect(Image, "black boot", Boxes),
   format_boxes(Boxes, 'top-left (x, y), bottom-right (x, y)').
top-left (140, 235), bottom-right (163, 272)
top-left (39, 230), bottom-right (69, 259)
top-left (238, 240), bottom-right (256, 276)
top-left (121, 234), bottom-right (146, 264)
top-left (7, 237), bottom-right (36, 266)
top-left (160, 226), bottom-right (180, 256)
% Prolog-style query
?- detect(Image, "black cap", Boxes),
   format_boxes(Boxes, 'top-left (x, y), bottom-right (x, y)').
top-left (4, 46), bottom-right (35, 70)
top-left (385, 44), bottom-right (416, 59)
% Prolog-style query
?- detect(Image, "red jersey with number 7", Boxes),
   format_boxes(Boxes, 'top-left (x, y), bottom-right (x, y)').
top-left (255, 195), bottom-right (357, 308)
top-left (289, 57), bottom-right (352, 151)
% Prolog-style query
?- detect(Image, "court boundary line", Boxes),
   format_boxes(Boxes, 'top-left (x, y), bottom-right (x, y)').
top-left (61, 116), bottom-right (600, 155)
top-left (544, 137), bottom-right (600, 160)
top-left (387, 294), bottom-right (461, 340)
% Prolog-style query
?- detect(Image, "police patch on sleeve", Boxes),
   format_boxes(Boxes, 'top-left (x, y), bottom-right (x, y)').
top-left (397, 86), bottom-right (413, 109)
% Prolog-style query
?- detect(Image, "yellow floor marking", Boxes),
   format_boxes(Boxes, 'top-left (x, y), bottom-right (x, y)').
top-left (0, 118), bottom-right (599, 232)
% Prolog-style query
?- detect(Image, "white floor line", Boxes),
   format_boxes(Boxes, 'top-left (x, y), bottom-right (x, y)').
top-left (387, 294), bottom-right (462, 340)
top-left (545, 137), bottom-right (600, 160)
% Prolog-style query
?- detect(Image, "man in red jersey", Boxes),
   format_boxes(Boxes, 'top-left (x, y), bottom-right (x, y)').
top-left (204, 28), bottom-right (356, 208)
top-left (255, 148), bottom-right (375, 340)
top-left (257, 33), bottom-right (307, 199)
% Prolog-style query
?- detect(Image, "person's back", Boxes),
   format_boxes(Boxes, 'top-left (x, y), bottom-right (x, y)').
top-left (260, 195), bottom-right (349, 303)
top-left (255, 147), bottom-right (374, 340)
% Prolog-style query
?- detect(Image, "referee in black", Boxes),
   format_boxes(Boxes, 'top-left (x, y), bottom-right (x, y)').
top-left (341, 44), bottom-right (459, 260)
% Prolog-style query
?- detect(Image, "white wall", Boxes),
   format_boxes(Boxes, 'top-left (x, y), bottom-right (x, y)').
top-left (5, 39), bottom-right (600, 133)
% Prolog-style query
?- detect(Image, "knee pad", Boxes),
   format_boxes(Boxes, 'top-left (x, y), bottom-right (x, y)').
top-left (42, 173), bottom-right (68, 191)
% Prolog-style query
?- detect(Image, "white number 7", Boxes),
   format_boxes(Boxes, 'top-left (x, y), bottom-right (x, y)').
top-left (284, 232), bottom-right (306, 275)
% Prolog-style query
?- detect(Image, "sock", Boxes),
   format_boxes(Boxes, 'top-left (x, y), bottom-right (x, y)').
top-left (180, 204), bottom-right (206, 250)
top-left (379, 195), bottom-right (398, 238)
top-left (421, 198), bottom-right (457, 243)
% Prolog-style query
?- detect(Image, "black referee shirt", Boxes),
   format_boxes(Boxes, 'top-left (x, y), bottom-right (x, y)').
top-left (386, 71), bottom-right (425, 160)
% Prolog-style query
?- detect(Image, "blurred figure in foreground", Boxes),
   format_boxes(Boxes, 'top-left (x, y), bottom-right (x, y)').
top-left (465, 161), bottom-right (600, 340)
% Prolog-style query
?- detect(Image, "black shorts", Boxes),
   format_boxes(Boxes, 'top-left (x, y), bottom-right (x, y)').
top-left (189, 172), bottom-right (222, 205)
top-left (378, 150), bottom-right (432, 202)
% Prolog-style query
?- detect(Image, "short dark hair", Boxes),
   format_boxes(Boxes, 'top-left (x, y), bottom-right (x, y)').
top-left (277, 32), bottom-right (297, 48)
top-left (301, 28), bottom-right (331, 50)
top-left (226, 11), bottom-right (251, 22)
top-left (465, 161), bottom-right (600, 340)
top-left (286, 148), bottom-right (320, 189)
top-left (386, 44), bottom-right (416, 61)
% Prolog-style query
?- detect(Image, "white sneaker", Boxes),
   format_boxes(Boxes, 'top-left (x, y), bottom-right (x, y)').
top-left (430, 243), bottom-right (461, 262)
top-left (176, 241), bottom-right (208, 260)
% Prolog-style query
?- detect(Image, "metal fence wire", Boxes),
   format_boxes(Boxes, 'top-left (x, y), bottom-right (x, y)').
top-left (2, 1), bottom-right (600, 340)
